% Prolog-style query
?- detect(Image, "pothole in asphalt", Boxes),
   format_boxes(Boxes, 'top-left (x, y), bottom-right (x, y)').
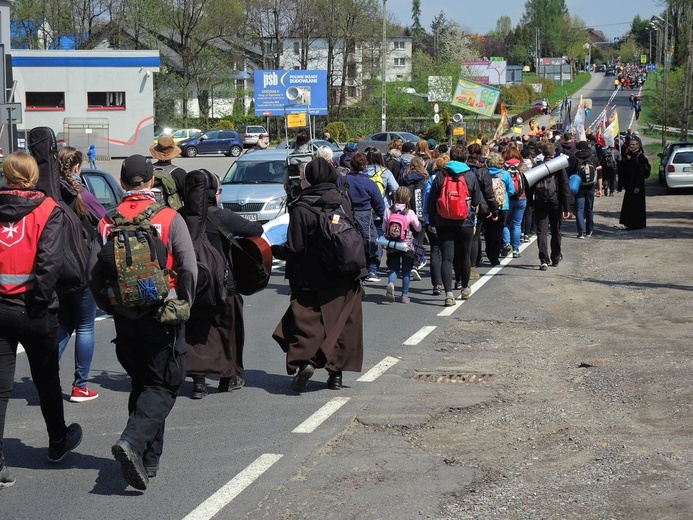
top-left (412, 372), bottom-right (493, 383)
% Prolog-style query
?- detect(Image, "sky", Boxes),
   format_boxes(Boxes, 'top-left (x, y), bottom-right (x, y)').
top-left (387, 0), bottom-right (663, 41)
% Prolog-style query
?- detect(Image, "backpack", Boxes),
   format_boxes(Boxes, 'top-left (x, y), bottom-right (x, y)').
top-left (534, 173), bottom-right (558, 204)
top-left (29, 126), bottom-right (90, 296)
top-left (385, 210), bottom-right (408, 241)
top-left (577, 157), bottom-right (598, 188)
top-left (491, 175), bottom-right (506, 207)
top-left (436, 173), bottom-right (470, 220)
top-left (371, 167), bottom-right (386, 196)
top-left (153, 167), bottom-right (185, 210)
top-left (508, 166), bottom-right (525, 198)
top-left (97, 203), bottom-right (171, 309)
top-left (183, 170), bottom-right (228, 310)
top-left (602, 149), bottom-right (618, 171)
top-left (296, 188), bottom-right (366, 278)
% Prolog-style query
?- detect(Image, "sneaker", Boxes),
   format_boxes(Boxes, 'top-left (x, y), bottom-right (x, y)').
top-left (432, 285), bottom-right (442, 296)
top-left (47, 423), bottom-right (83, 464)
top-left (410, 269), bottom-right (421, 281)
top-left (469, 267), bottom-right (480, 280)
top-left (460, 287), bottom-right (472, 299)
top-left (0, 464), bottom-right (16, 489)
top-left (552, 254), bottom-right (563, 267)
top-left (112, 438), bottom-right (148, 491)
top-left (540, 263), bottom-right (548, 271)
top-left (454, 281), bottom-right (463, 290)
top-left (586, 232), bottom-right (593, 237)
top-left (70, 385), bottom-right (99, 403)
top-left (577, 234), bottom-right (585, 239)
top-left (291, 364), bottom-right (315, 393)
top-left (501, 243), bottom-right (512, 256)
top-left (386, 282), bottom-right (395, 303)
top-left (144, 465), bottom-right (159, 478)
top-left (416, 259), bottom-right (427, 270)
top-left (512, 251), bottom-right (521, 259)
top-left (365, 274), bottom-right (381, 282)
top-left (400, 294), bottom-right (410, 304)
top-left (191, 382), bottom-right (207, 399)
top-left (444, 293), bottom-right (456, 306)
top-left (218, 376), bottom-right (244, 393)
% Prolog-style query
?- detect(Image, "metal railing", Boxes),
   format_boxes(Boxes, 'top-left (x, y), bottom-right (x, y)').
top-left (647, 122), bottom-right (693, 139)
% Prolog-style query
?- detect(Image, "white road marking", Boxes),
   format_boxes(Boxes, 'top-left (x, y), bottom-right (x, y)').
top-left (182, 453), bottom-right (283, 520)
top-left (438, 236), bottom-right (536, 317)
top-left (403, 325), bottom-right (436, 345)
top-left (357, 356), bottom-right (400, 382)
top-left (292, 397), bottom-right (350, 433)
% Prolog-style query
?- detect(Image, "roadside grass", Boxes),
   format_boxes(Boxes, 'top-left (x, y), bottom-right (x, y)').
top-left (644, 142), bottom-right (662, 176)
top-left (523, 72), bottom-right (592, 107)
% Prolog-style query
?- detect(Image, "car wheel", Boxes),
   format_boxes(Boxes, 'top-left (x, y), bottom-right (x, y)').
top-left (229, 146), bottom-right (242, 157)
top-left (185, 147), bottom-right (198, 158)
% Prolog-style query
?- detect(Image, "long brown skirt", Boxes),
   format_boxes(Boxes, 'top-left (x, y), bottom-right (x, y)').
top-left (186, 293), bottom-right (244, 378)
top-left (273, 283), bottom-right (363, 375)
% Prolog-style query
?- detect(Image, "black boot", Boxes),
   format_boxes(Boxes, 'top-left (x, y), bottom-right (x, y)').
top-left (327, 370), bottom-right (343, 390)
top-left (192, 376), bottom-right (207, 399)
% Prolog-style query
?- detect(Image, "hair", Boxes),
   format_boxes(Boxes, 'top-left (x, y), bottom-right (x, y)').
top-left (58, 146), bottom-right (88, 218)
top-left (487, 152), bottom-right (505, 168)
top-left (388, 148), bottom-right (402, 159)
top-left (409, 156), bottom-right (429, 179)
top-left (366, 149), bottom-right (386, 168)
top-left (542, 143), bottom-right (556, 157)
top-left (437, 143), bottom-right (448, 154)
top-left (295, 129), bottom-right (310, 147)
top-left (435, 155), bottom-right (451, 171)
top-left (467, 143), bottom-right (483, 163)
top-left (388, 139), bottom-right (403, 151)
top-left (415, 139), bottom-right (432, 158)
top-left (430, 150), bottom-right (440, 160)
top-left (392, 186), bottom-right (412, 210)
top-left (502, 146), bottom-right (522, 163)
top-left (449, 145), bottom-right (469, 163)
top-left (2, 152), bottom-right (39, 188)
top-left (314, 145), bottom-right (333, 162)
top-left (350, 151), bottom-right (367, 172)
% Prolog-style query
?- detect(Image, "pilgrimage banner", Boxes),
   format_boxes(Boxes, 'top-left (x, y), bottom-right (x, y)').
top-left (451, 77), bottom-right (501, 117)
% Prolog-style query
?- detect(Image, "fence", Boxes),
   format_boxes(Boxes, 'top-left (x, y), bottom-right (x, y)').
top-left (647, 122), bottom-right (693, 139)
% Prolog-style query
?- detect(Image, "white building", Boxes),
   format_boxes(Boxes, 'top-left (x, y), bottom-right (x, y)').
top-left (11, 50), bottom-right (160, 158)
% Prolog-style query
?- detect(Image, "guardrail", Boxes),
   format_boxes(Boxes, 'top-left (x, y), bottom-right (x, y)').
top-left (647, 122), bottom-right (693, 138)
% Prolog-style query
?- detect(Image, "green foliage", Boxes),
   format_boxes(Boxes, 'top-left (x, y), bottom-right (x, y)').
top-left (500, 84), bottom-right (534, 107)
top-left (535, 78), bottom-right (556, 97)
top-left (325, 122), bottom-right (350, 142)
top-left (213, 120), bottom-right (235, 130)
top-left (423, 124), bottom-right (446, 143)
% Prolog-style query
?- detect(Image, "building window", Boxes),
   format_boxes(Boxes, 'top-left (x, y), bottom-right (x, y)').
top-left (293, 42), bottom-right (300, 55)
top-left (348, 86), bottom-right (357, 98)
top-left (394, 58), bottom-right (406, 67)
top-left (347, 63), bottom-right (357, 79)
top-left (87, 92), bottom-right (126, 110)
top-left (25, 92), bottom-right (64, 111)
top-left (393, 41), bottom-right (405, 50)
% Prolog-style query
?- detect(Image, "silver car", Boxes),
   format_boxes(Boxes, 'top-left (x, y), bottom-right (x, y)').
top-left (241, 125), bottom-right (270, 147)
top-left (357, 131), bottom-right (420, 153)
top-left (219, 148), bottom-right (288, 224)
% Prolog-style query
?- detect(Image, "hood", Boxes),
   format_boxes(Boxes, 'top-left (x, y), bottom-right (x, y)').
top-left (575, 149), bottom-right (593, 161)
top-left (488, 166), bottom-right (503, 176)
top-left (392, 202), bottom-right (407, 213)
top-left (298, 183), bottom-right (342, 209)
top-left (0, 188), bottom-right (49, 222)
top-left (400, 153), bottom-right (414, 164)
top-left (445, 161), bottom-right (470, 176)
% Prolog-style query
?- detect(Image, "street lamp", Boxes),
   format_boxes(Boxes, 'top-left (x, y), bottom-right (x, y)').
top-left (381, 0), bottom-right (387, 132)
top-left (584, 43), bottom-right (591, 71)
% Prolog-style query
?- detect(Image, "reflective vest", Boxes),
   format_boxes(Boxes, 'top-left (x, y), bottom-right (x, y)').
top-left (98, 196), bottom-right (178, 288)
top-left (0, 196), bottom-right (59, 295)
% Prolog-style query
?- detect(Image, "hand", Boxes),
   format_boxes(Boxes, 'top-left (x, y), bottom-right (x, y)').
top-left (563, 212), bottom-right (571, 220)
top-left (633, 188), bottom-right (640, 194)
top-left (596, 190), bottom-right (602, 198)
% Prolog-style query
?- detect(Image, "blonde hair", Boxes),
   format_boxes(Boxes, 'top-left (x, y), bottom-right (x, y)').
top-left (314, 145), bottom-right (333, 162)
top-left (2, 152), bottom-right (39, 188)
top-left (415, 139), bottom-right (432, 158)
top-left (392, 186), bottom-right (411, 210)
top-left (487, 152), bottom-right (505, 169)
top-left (409, 156), bottom-right (429, 179)
top-left (58, 146), bottom-right (87, 218)
top-left (435, 155), bottom-right (450, 171)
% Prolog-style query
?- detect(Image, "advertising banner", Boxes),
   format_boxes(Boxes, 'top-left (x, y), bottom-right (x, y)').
top-left (451, 77), bottom-right (500, 117)
top-left (254, 70), bottom-right (328, 116)
top-left (460, 60), bottom-right (507, 86)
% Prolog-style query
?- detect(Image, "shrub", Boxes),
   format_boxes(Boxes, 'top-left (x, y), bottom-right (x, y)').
top-left (535, 78), bottom-right (556, 97)
top-left (423, 124), bottom-right (446, 143)
top-left (213, 119), bottom-right (235, 130)
top-left (500, 84), bottom-right (532, 107)
top-left (325, 121), bottom-right (349, 142)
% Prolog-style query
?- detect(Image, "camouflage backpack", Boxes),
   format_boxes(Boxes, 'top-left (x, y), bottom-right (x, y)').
top-left (97, 203), bottom-right (171, 309)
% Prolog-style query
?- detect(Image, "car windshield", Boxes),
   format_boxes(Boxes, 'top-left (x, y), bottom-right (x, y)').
top-left (222, 159), bottom-right (286, 184)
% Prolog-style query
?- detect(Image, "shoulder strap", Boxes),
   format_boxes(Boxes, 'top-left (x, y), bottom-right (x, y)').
top-left (206, 210), bottom-right (261, 265)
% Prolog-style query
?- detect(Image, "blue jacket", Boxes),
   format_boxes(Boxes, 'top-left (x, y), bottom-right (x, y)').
top-left (488, 166), bottom-right (515, 211)
top-left (339, 172), bottom-right (385, 219)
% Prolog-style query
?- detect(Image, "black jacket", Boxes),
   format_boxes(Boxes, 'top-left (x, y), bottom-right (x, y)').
top-left (466, 160), bottom-right (499, 217)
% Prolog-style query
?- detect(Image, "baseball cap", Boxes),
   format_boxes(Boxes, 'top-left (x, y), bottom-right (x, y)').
top-left (121, 155), bottom-right (154, 187)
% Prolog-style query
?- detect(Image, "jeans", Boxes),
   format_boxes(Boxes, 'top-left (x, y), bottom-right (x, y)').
top-left (58, 287), bottom-right (97, 388)
top-left (438, 226), bottom-right (474, 292)
top-left (0, 305), bottom-right (67, 463)
top-left (504, 199), bottom-right (527, 251)
top-left (574, 189), bottom-right (595, 235)
top-left (353, 210), bottom-right (379, 275)
top-left (387, 254), bottom-right (414, 295)
top-left (89, 158), bottom-right (96, 169)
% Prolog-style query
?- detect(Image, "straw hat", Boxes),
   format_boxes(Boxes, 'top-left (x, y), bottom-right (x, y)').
top-left (149, 135), bottom-right (181, 162)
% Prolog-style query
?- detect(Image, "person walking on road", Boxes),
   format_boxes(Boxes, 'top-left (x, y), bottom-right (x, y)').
top-left (87, 144), bottom-right (97, 169)
top-left (618, 136), bottom-right (649, 230)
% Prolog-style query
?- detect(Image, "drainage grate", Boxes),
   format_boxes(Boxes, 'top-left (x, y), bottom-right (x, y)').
top-left (412, 372), bottom-right (493, 384)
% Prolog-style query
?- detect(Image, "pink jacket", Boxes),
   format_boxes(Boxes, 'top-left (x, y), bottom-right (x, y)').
top-left (382, 203), bottom-right (422, 234)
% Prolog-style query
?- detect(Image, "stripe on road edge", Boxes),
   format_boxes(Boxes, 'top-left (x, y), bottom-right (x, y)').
top-left (357, 356), bottom-right (400, 382)
top-left (438, 236), bottom-right (536, 317)
top-left (182, 453), bottom-right (283, 520)
top-left (403, 325), bottom-right (436, 345)
top-left (292, 397), bottom-right (350, 433)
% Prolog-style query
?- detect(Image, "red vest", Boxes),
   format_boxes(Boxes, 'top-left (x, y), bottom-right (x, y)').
top-left (0, 196), bottom-right (59, 295)
top-left (98, 196), bottom-right (178, 288)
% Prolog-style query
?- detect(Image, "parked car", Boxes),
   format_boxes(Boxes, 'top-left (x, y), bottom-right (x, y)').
top-left (281, 139), bottom-right (343, 164)
top-left (81, 168), bottom-right (124, 212)
top-left (595, 64), bottom-right (606, 73)
top-left (219, 148), bottom-right (288, 224)
top-left (658, 142), bottom-right (693, 184)
top-left (179, 130), bottom-right (243, 158)
top-left (241, 125), bottom-right (270, 147)
top-left (663, 146), bottom-right (693, 190)
top-left (604, 67), bottom-right (616, 77)
top-left (153, 128), bottom-right (201, 146)
top-left (357, 131), bottom-right (420, 154)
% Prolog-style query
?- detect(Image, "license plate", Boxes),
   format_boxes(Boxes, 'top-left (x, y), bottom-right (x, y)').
top-left (683, 167), bottom-right (692, 172)
top-left (240, 213), bottom-right (257, 221)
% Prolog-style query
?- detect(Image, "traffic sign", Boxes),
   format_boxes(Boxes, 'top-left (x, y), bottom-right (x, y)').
top-left (646, 62), bottom-right (656, 71)
top-left (640, 54), bottom-right (647, 64)
top-left (433, 103), bottom-right (439, 114)
top-left (433, 114), bottom-right (440, 124)
top-left (0, 103), bottom-right (22, 125)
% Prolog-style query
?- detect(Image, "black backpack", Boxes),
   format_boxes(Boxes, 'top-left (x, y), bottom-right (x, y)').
top-left (602, 149), bottom-right (618, 171)
top-left (534, 173), bottom-right (558, 204)
top-left (30, 126), bottom-right (90, 296)
top-left (183, 170), bottom-right (228, 310)
top-left (577, 157), bottom-right (598, 188)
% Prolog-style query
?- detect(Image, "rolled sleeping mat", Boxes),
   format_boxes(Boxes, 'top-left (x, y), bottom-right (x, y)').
top-left (524, 154), bottom-right (570, 187)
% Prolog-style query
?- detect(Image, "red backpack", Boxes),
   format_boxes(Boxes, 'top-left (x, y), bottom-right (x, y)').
top-left (437, 174), bottom-right (470, 220)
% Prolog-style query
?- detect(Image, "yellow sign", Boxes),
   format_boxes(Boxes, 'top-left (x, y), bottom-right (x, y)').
top-left (453, 126), bottom-right (465, 136)
top-left (287, 113), bottom-right (307, 128)
top-left (640, 54), bottom-right (647, 64)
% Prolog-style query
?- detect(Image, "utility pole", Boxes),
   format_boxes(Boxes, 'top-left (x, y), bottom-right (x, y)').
top-left (662, 10), bottom-right (669, 149)
top-left (681, 5), bottom-right (693, 140)
top-left (381, 0), bottom-right (387, 132)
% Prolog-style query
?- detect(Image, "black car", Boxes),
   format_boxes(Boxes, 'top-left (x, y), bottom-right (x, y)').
top-left (604, 68), bottom-right (616, 77)
top-left (81, 168), bottom-right (124, 212)
top-left (596, 64), bottom-right (606, 73)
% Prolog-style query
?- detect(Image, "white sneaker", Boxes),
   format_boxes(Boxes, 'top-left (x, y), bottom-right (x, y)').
top-left (386, 283), bottom-right (395, 303)
top-left (365, 274), bottom-right (381, 282)
top-left (410, 269), bottom-right (421, 281)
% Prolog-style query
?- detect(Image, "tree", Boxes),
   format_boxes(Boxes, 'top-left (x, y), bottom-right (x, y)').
top-left (495, 16), bottom-right (512, 38)
top-left (521, 0), bottom-right (569, 57)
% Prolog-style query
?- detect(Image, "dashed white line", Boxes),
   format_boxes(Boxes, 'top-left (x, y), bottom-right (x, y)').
top-left (357, 356), bottom-right (400, 382)
top-left (292, 397), bottom-right (350, 433)
top-left (182, 453), bottom-right (283, 520)
top-left (403, 325), bottom-right (436, 345)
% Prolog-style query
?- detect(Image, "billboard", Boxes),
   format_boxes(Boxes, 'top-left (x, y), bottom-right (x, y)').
top-left (451, 77), bottom-right (500, 117)
top-left (460, 60), bottom-right (507, 86)
top-left (254, 70), bottom-right (328, 116)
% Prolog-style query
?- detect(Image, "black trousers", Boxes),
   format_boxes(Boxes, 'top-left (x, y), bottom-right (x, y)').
top-left (535, 202), bottom-right (564, 264)
top-left (0, 304), bottom-right (66, 465)
top-left (113, 315), bottom-right (186, 469)
top-left (438, 226), bottom-right (474, 292)
top-left (485, 210), bottom-right (508, 264)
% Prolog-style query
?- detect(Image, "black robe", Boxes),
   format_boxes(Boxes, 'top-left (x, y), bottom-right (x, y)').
top-left (619, 151), bottom-right (649, 230)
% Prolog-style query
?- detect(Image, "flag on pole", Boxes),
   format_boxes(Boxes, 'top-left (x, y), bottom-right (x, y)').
top-left (493, 103), bottom-right (510, 141)
top-left (574, 95), bottom-right (586, 142)
top-left (594, 110), bottom-right (607, 147)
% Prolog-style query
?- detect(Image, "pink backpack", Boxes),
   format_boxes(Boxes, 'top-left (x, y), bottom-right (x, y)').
top-left (386, 211), bottom-right (409, 241)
